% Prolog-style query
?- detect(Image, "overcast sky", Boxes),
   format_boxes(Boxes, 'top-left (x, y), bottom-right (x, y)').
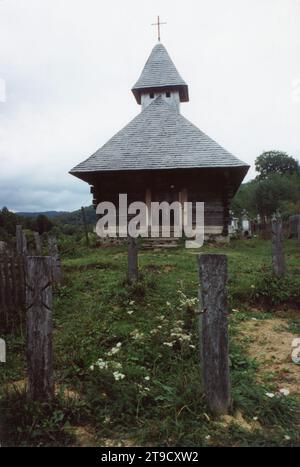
top-left (0, 0), bottom-right (299, 212)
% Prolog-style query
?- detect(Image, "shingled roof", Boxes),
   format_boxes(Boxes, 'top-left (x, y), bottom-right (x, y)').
top-left (70, 96), bottom-right (249, 178)
top-left (132, 43), bottom-right (189, 104)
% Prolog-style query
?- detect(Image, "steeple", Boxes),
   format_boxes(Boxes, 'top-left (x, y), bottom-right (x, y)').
top-left (131, 43), bottom-right (189, 112)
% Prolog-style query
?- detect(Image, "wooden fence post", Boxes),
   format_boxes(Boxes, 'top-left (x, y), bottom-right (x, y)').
top-left (198, 254), bottom-right (231, 416)
top-left (34, 232), bottom-right (42, 255)
top-left (48, 235), bottom-right (62, 283)
top-left (16, 225), bottom-right (28, 256)
top-left (272, 217), bottom-right (285, 277)
top-left (128, 235), bottom-right (138, 283)
top-left (81, 206), bottom-right (90, 247)
top-left (26, 256), bottom-right (54, 400)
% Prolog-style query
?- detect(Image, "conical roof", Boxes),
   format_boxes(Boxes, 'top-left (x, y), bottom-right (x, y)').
top-left (132, 43), bottom-right (189, 104)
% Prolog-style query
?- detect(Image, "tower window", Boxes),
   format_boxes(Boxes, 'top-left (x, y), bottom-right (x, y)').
top-left (166, 91), bottom-right (171, 98)
top-left (150, 92), bottom-right (154, 99)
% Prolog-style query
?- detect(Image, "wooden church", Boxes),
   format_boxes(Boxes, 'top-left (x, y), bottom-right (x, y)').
top-left (70, 40), bottom-right (249, 241)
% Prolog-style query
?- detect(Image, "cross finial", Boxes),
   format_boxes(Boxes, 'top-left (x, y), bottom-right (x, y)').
top-left (151, 16), bottom-right (166, 42)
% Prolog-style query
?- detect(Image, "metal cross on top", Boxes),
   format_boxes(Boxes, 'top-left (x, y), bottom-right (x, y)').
top-left (151, 16), bottom-right (166, 42)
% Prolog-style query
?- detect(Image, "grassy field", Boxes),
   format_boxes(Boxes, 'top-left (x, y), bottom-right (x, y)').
top-left (1, 238), bottom-right (300, 446)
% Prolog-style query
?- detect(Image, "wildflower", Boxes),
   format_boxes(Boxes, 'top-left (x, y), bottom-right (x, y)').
top-left (253, 416), bottom-right (258, 421)
top-left (127, 310), bottom-right (134, 315)
top-left (144, 376), bottom-right (150, 381)
top-left (265, 392), bottom-right (275, 398)
top-left (284, 435), bottom-right (291, 441)
top-left (113, 371), bottom-right (125, 381)
top-left (129, 300), bottom-right (135, 305)
top-left (205, 435), bottom-right (211, 441)
top-left (111, 362), bottom-right (122, 369)
top-left (279, 388), bottom-right (290, 396)
top-left (166, 301), bottom-right (171, 306)
top-left (163, 342), bottom-right (173, 347)
top-left (189, 344), bottom-right (196, 349)
top-left (131, 329), bottom-right (144, 340)
top-left (96, 358), bottom-right (108, 370)
top-left (89, 364), bottom-right (94, 371)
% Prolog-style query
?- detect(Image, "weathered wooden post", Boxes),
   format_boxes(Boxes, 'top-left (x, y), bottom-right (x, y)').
top-left (26, 256), bottom-right (54, 400)
top-left (0, 241), bottom-right (7, 255)
top-left (198, 254), bottom-right (231, 416)
top-left (16, 225), bottom-right (27, 255)
top-left (272, 216), bottom-right (285, 277)
top-left (128, 235), bottom-right (138, 283)
top-left (81, 206), bottom-right (90, 247)
top-left (33, 232), bottom-right (42, 255)
top-left (48, 235), bottom-right (62, 283)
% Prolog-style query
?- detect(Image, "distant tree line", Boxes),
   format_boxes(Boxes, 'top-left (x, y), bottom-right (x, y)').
top-left (232, 151), bottom-right (300, 219)
top-left (0, 208), bottom-right (53, 243)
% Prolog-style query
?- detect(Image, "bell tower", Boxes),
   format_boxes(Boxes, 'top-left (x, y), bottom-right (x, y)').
top-left (131, 42), bottom-right (189, 113)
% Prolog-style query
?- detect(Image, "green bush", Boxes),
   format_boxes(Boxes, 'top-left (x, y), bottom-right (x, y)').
top-left (251, 268), bottom-right (300, 306)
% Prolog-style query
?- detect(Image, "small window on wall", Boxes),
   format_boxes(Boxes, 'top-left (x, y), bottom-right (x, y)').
top-left (150, 93), bottom-right (154, 99)
top-left (166, 91), bottom-right (171, 98)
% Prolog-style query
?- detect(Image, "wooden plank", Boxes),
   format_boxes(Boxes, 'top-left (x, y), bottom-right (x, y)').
top-left (48, 235), bottom-right (62, 283)
top-left (81, 207), bottom-right (90, 247)
top-left (34, 232), bottom-right (42, 255)
top-left (0, 261), bottom-right (6, 322)
top-left (198, 253), bottom-right (231, 416)
top-left (128, 235), bottom-right (138, 283)
top-left (26, 256), bottom-right (54, 400)
top-left (16, 225), bottom-right (23, 255)
top-left (272, 217), bottom-right (285, 277)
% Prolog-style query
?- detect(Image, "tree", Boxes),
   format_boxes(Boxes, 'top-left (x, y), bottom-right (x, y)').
top-left (35, 214), bottom-right (53, 235)
top-left (255, 151), bottom-right (299, 179)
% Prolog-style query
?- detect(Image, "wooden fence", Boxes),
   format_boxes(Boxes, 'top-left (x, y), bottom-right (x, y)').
top-left (0, 255), bottom-right (25, 331)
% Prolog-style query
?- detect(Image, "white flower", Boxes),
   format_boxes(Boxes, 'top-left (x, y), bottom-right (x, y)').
top-left (111, 362), bottom-right (122, 369)
top-left (205, 435), bottom-right (211, 440)
top-left (279, 388), bottom-right (290, 396)
top-left (163, 342), bottom-right (173, 347)
top-left (189, 344), bottom-right (196, 349)
top-left (144, 376), bottom-right (150, 381)
top-left (96, 358), bottom-right (108, 369)
top-left (166, 302), bottom-right (171, 306)
top-left (129, 300), bottom-right (135, 305)
top-left (253, 416), bottom-right (258, 421)
top-left (107, 343), bottom-right (122, 356)
top-left (127, 310), bottom-right (134, 315)
top-left (265, 392), bottom-right (275, 398)
top-left (284, 435), bottom-right (291, 441)
top-left (89, 364), bottom-right (94, 370)
top-left (113, 371), bottom-right (125, 381)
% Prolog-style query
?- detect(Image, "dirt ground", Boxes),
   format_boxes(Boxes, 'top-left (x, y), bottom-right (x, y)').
top-left (239, 317), bottom-right (300, 394)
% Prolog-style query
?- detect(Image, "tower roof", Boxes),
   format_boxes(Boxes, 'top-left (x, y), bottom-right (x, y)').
top-left (132, 43), bottom-right (189, 104)
top-left (70, 96), bottom-right (249, 179)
